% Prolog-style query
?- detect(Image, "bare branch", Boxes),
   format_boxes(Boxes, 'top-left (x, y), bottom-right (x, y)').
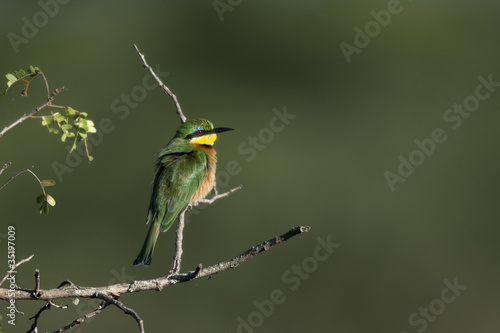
top-left (133, 44), bottom-right (187, 123)
top-left (170, 208), bottom-right (188, 275)
top-left (0, 86), bottom-right (66, 139)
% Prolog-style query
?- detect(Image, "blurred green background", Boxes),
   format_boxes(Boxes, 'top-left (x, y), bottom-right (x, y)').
top-left (1, 0), bottom-right (500, 332)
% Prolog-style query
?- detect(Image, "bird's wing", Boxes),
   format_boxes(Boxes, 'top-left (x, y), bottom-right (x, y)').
top-left (147, 151), bottom-right (206, 232)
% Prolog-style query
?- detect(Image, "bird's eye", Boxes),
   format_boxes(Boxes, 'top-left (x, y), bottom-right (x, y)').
top-left (196, 129), bottom-right (204, 135)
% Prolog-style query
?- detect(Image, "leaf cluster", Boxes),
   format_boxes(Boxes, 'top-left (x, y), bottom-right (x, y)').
top-left (36, 179), bottom-right (56, 215)
top-left (0, 65), bottom-right (96, 214)
top-left (41, 107), bottom-right (96, 160)
top-left (1, 65), bottom-right (40, 97)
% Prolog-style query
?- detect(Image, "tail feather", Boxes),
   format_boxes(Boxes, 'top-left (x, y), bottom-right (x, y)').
top-left (133, 221), bottom-right (161, 266)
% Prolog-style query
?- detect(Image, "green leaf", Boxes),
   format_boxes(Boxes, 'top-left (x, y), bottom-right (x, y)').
top-left (45, 194), bottom-right (56, 206)
top-left (61, 124), bottom-right (72, 131)
top-left (53, 112), bottom-right (65, 123)
top-left (78, 130), bottom-right (87, 138)
top-left (88, 155), bottom-right (94, 162)
top-left (61, 133), bottom-right (67, 142)
top-left (66, 132), bottom-right (75, 138)
top-left (14, 69), bottom-right (27, 78)
top-left (78, 118), bottom-right (89, 131)
top-left (6, 73), bottom-right (17, 82)
top-left (86, 120), bottom-right (96, 133)
top-left (42, 202), bottom-right (50, 215)
top-left (36, 194), bottom-right (45, 203)
top-left (65, 106), bottom-right (76, 117)
top-left (41, 179), bottom-right (56, 187)
top-left (41, 115), bottom-right (54, 126)
top-left (49, 128), bottom-right (59, 134)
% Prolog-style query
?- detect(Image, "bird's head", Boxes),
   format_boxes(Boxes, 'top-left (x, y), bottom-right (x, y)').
top-left (177, 118), bottom-right (234, 146)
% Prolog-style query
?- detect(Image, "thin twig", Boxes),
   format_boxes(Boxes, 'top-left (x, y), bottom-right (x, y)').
top-left (0, 165), bottom-right (33, 192)
top-left (95, 292), bottom-right (145, 333)
top-left (41, 71), bottom-right (50, 98)
top-left (133, 44), bottom-right (187, 123)
top-left (27, 301), bottom-right (51, 333)
top-left (52, 301), bottom-right (109, 333)
top-left (48, 300), bottom-right (68, 309)
top-left (0, 254), bottom-right (34, 286)
top-left (195, 184), bottom-right (243, 205)
top-left (0, 86), bottom-right (65, 139)
top-left (27, 300), bottom-right (68, 333)
top-left (0, 162), bottom-right (12, 177)
top-left (193, 226), bottom-right (312, 279)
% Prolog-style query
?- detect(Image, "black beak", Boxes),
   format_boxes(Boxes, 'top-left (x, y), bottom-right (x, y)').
top-left (211, 127), bottom-right (235, 134)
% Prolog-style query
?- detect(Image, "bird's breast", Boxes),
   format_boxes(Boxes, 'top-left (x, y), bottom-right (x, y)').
top-left (190, 145), bottom-right (217, 203)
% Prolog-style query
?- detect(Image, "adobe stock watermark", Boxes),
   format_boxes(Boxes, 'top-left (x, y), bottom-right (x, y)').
top-left (340, 0), bottom-right (415, 64)
top-left (7, 0), bottom-right (71, 54)
top-left (185, 105), bottom-right (296, 225)
top-left (399, 277), bottom-right (467, 333)
top-left (231, 235), bottom-right (340, 333)
top-left (212, 0), bottom-right (243, 22)
top-left (51, 65), bottom-right (169, 182)
top-left (384, 73), bottom-right (499, 192)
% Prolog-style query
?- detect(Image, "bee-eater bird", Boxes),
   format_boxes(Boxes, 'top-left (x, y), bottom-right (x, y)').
top-left (133, 118), bottom-right (234, 266)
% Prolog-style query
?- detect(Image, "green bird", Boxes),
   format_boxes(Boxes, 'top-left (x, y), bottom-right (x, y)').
top-left (133, 118), bottom-right (234, 266)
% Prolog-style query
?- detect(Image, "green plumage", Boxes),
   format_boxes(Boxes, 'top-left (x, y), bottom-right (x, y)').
top-left (133, 119), bottom-right (233, 266)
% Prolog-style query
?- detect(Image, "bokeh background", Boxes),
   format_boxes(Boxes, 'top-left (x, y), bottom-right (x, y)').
top-left (1, 1), bottom-right (500, 332)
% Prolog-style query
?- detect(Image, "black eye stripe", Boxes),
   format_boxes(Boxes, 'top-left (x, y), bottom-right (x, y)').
top-left (185, 128), bottom-right (208, 140)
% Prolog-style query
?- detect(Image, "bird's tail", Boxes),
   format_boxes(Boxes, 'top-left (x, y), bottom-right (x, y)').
top-left (133, 221), bottom-right (161, 266)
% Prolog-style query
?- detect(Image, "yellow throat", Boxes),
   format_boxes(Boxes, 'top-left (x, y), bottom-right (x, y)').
top-left (190, 134), bottom-right (217, 146)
